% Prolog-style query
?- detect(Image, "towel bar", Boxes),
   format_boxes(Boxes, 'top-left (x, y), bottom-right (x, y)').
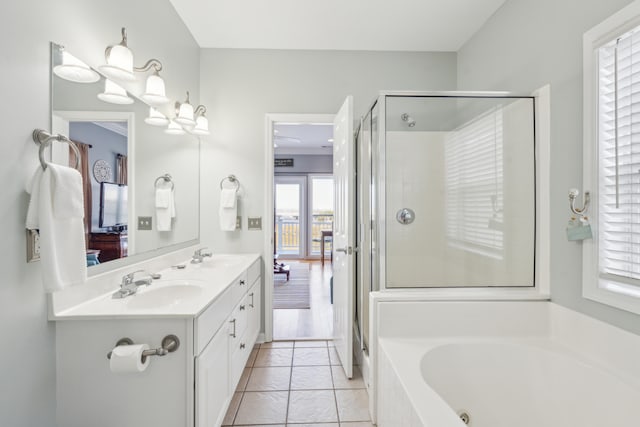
top-left (32, 129), bottom-right (80, 170)
top-left (155, 173), bottom-right (174, 190)
top-left (220, 174), bottom-right (240, 191)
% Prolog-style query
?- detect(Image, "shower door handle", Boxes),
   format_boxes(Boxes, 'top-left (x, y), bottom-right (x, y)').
top-left (336, 247), bottom-right (353, 255)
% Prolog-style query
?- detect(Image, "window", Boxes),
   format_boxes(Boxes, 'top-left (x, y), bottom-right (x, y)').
top-left (445, 106), bottom-right (504, 258)
top-left (584, 0), bottom-right (640, 313)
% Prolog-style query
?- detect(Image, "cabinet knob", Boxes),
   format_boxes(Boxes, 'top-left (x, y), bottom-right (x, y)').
top-left (240, 304), bottom-right (246, 311)
top-left (239, 280), bottom-right (246, 286)
top-left (240, 343), bottom-right (246, 349)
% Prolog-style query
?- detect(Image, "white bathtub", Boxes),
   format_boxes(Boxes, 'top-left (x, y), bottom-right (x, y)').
top-left (373, 300), bottom-right (640, 427)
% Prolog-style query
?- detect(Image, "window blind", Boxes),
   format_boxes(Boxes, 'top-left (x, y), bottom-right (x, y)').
top-left (445, 107), bottom-right (504, 255)
top-left (598, 26), bottom-right (640, 284)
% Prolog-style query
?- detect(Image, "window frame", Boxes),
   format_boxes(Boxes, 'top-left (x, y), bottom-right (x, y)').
top-left (583, 0), bottom-right (640, 314)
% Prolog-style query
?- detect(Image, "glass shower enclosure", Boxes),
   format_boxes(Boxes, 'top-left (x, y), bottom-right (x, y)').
top-left (355, 92), bottom-right (537, 351)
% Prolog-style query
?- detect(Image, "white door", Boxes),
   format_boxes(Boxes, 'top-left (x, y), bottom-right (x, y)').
top-left (332, 96), bottom-right (355, 378)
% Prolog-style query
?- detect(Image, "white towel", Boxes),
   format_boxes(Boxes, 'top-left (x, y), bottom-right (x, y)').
top-left (220, 189), bottom-right (237, 208)
top-left (49, 163), bottom-right (84, 219)
top-left (156, 189), bottom-right (176, 232)
top-left (219, 189), bottom-right (237, 231)
top-left (38, 164), bottom-right (87, 292)
top-left (155, 187), bottom-right (171, 208)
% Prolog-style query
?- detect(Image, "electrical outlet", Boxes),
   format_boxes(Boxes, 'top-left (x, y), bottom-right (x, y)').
top-left (26, 229), bottom-right (40, 262)
top-left (236, 216), bottom-right (242, 230)
top-left (248, 217), bottom-right (262, 230)
top-left (138, 216), bottom-right (152, 230)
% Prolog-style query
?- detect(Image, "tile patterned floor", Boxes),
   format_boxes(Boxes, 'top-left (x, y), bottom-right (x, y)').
top-left (223, 340), bottom-right (373, 427)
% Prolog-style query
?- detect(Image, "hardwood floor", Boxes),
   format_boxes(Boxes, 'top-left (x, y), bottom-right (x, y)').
top-left (273, 260), bottom-right (334, 340)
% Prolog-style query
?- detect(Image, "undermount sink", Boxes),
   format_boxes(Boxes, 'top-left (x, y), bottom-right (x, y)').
top-left (125, 279), bottom-right (206, 309)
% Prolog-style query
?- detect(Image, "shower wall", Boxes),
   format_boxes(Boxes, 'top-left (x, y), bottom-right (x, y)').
top-left (381, 95), bottom-right (536, 288)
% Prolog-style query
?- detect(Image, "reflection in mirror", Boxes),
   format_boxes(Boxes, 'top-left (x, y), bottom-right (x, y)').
top-left (50, 42), bottom-right (200, 270)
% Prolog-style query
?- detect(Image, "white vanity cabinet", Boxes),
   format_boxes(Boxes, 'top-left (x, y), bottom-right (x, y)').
top-left (54, 255), bottom-right (262, 427)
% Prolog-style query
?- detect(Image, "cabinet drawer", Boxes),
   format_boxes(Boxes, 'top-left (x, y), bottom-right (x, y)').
top-left (230, 271), bottom-right (249, 306)
top-left (194, 287), bottom-right (234, 355)
top-left (229, 329), bottom-right (253, 393)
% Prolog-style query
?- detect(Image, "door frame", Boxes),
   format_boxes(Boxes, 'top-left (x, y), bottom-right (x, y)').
top-left (274, 175), bottom-right (308, 259)
top-left (264, 113), bottom-right (336, 342)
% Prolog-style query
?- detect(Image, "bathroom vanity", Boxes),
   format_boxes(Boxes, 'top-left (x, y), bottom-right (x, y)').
top-left (51, 253), bottom-right (261, 427)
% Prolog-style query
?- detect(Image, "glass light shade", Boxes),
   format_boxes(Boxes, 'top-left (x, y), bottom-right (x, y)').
top-left (141, 74), bottom-right (169, 105)
top-left (191, 115), bottom-right (210, 135)
top-left (145, 107), bottom-right (170, 126)
top-left (165, 120), bottom-right (186, 135)
top-left (53, 51), bottom-right (100, 83)
top-left (97, 79), bottom-right (134, 105)
top-left (175, 102), bottom-right (196, 126)
top-left (99, 44), bottom-right (135, 81)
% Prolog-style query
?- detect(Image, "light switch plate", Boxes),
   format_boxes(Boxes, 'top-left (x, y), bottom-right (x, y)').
top-left (138, 216), bottom-right (152, 230)
top-left (26, 229), bottom-right (40, 263)
top-left (248, 217), bottom-right (262, 230)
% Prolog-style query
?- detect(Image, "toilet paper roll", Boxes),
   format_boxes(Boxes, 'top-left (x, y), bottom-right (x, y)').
top-left (109, 344), bottom-right (150, 374)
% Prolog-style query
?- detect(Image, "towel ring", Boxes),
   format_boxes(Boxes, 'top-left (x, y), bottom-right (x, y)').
top-left (220, 174), bottom-right (240, 191)
top-left (155, 173), bottom-right (174, 190)
top-left (32, 129), bottom-right (80, 170)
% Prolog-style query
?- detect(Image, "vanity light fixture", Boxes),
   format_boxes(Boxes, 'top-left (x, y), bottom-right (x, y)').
top-left (165, 119), bottom-right (186, 135)
top-left (145, 107), bottom-right (170, 126)
top-left (139, 59), bottom-right (169, 106)
top-left (174, 91), bottom-right (196, 127)
top-left (97, 79), bottom-right (134, 105)
top-left (53, 47), bottom-right (100, 83)
top-left (99, 28), bottom-right (136, 81)
top-left (191, 105), bottom-right (210, 135)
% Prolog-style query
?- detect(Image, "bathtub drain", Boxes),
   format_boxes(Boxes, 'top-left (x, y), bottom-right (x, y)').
top-left (458, 411), bottom-right (470, 425)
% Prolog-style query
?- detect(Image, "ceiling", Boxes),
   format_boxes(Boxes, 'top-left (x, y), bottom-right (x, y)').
top-left (169, 0), bottom-right (507, 51)
top-left (274, 123), bottom-right (333, 155)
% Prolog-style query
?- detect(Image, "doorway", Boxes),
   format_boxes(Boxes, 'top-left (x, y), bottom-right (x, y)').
top-left (266, 115), bottom-right (336, 341)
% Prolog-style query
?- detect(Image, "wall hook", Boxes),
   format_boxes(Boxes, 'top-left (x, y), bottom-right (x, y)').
top-left (569, 188), bottom-right (590, 216)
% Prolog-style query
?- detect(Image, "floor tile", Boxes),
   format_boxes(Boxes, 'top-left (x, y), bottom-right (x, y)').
top-left (340, 423), bottom-right (375, 426)
top-left (233, 391), bottom-right (288, 425)
top-left (289, 424), bottom-right (339, 426)
top-left (287, 390), bottom-right (338, 423)
top-left (294, 340), bottom-right (329, 348)
top-left (221, 391), bottom-right (242, 426)
top-left (236, 367), bottom-right (251, 392)
top-left (247, 348), bottom-right (258, 367)
top-left (293, 347), bottom-right (330, 366)
top-left (254, 348), bottom-right (293, 367)
top-left (261, 340), bottom-right (295, 348)
top-left (291, 366), bottom-right (333, 390)
top-left (331, 366), bottom-right (365, 389)
top-left (245, 367), bottom-right (291, 391)
top-left (328, 346), bottom-right (341, 365)
top-left (335, 389), bottom-right (370, 422)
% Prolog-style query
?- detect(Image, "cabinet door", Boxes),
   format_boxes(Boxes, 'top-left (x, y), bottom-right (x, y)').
top-left (247, 278), bottom-right (261, 343)
top-left (196, 327), bottom-right (230, 427)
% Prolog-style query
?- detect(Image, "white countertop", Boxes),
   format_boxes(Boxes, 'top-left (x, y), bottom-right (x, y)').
top-left (51, 253), bottom-right (260, 320)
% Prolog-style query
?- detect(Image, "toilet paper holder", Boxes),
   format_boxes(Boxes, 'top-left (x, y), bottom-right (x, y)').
top-left (106, 335), bottom-right (180, 362)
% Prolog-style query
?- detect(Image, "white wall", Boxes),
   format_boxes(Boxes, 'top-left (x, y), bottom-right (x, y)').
top-left (457, 0), bottom-right (640, 334)
top-left (199, 49), bottom-right (457, 255)
top-left (0, 1), bottom-right (199, 425)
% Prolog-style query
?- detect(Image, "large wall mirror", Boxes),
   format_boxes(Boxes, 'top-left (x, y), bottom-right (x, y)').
top-left (50, 43), bottom-right (200, 272)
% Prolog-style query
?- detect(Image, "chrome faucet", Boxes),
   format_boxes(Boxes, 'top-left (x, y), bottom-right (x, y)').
top-left (191, 247), bottom-right (213, 264)
top-left (112, 270), bottom-right (157, 299)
